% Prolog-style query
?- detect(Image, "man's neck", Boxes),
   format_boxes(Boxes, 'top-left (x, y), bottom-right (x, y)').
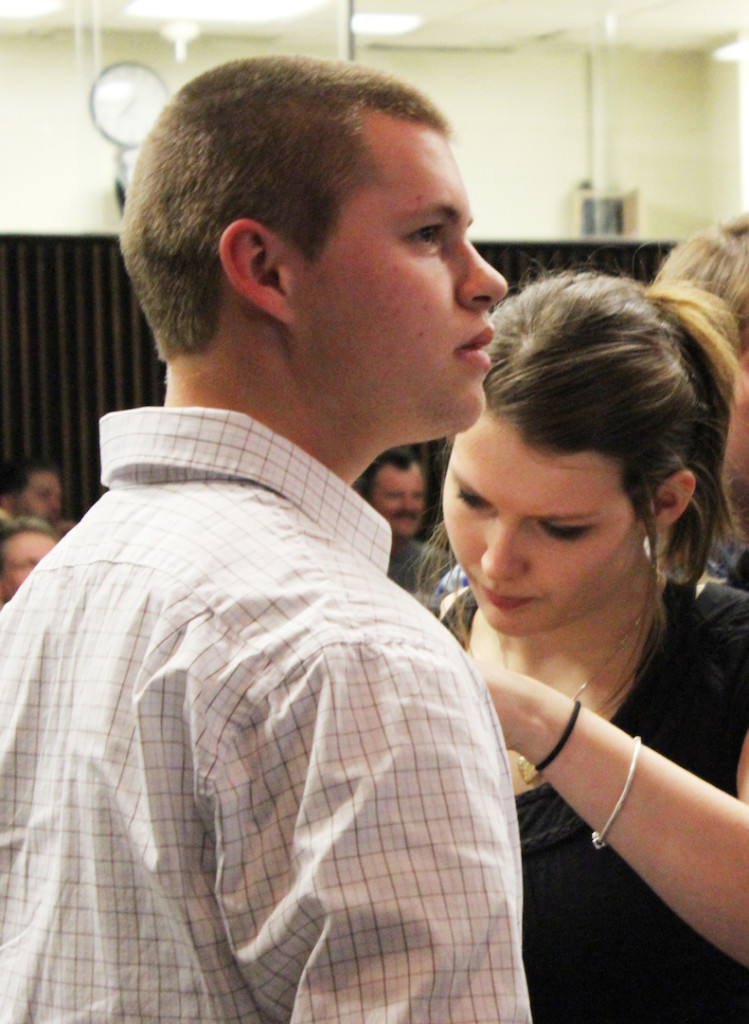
top-left (390, 535), bottom-right (413, 560)
top-left (164, 357), bottom-right (388, 487)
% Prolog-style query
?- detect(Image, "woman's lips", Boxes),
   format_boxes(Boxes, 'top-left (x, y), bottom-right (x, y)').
top-left (481, 587), bottom-right (534, 612)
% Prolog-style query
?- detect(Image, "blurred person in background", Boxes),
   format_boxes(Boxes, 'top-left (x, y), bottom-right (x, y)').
top-left (356, 446), bottom-right (430, 598)
top-left (0, 458), bottom-right (75, 535)
top-left (656, 213), bottom-right (749, 587)
top-left (0, 515), bottom-right (58, 605)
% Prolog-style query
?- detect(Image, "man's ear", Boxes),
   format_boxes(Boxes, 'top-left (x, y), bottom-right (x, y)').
top-left (653, 468), bottom-right (696, 529)
top-left (218, 219), bottom-right (296, 324)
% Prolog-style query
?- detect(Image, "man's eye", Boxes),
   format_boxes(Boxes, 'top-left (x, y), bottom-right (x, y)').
top-left (541, 522), bottom-right (591, 541)
top-left (413, 225), bottom-right (441, 244)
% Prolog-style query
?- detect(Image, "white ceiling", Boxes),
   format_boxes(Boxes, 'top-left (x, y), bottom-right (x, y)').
top-left (2, 0), bottom-right (748, 56)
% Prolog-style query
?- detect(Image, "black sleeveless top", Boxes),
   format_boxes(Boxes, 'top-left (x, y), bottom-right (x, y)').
top-left (445, 582), bottom-right (749, 1023)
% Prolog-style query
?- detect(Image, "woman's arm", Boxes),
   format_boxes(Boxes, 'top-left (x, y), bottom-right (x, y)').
top-left (480, 661), bottom-right (749, 967)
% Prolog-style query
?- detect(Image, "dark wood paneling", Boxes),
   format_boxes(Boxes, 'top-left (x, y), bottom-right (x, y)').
top-left (0, 234), bottom-right (671, 522)
top-left (476, 238), bottom-right (672, 292)
top-left (0, 234), bottom-right (163, 519)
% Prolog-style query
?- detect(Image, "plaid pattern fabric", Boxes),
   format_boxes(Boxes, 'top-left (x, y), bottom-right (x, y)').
top-left (0, 407), bottom-right (529, 1022)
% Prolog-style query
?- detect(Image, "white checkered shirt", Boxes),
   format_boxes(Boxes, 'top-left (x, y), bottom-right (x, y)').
top-left (0, 407), bottom-right (529, 1023)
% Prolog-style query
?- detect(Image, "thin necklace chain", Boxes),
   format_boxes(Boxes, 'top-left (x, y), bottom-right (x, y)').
top-left (569, 612), bottom-right (644, 702)
top-left (513, 611), bottom-right (644, 785)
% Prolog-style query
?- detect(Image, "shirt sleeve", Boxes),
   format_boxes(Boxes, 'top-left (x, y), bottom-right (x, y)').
top-left (200, 638), bottom-right (529, 1024)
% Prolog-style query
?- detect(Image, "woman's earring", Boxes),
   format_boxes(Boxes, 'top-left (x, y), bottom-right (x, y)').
top-left (644, 534), bottom-right (660, 585)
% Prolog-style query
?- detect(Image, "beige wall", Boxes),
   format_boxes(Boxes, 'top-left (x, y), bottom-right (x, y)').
top-left (0, 29), bottom-right (742, 239)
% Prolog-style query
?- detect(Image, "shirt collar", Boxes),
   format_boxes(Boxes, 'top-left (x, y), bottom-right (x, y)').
top-left (100, 407), bottom-right (391, 570)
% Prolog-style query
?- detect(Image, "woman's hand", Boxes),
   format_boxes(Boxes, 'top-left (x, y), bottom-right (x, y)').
top-left (474, 658), bottom-right (573, 763)
top-left (475, 656), bottom-right (749, 968)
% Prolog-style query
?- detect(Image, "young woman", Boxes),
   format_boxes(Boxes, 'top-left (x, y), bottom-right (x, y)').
top-left (438, 270), bottom-right (749, 1023)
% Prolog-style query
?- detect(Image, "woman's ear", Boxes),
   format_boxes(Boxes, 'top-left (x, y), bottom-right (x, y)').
top-left (653, 468), bottom-right (696, 529)
top-left (218, 219), bottom-right (296, 324)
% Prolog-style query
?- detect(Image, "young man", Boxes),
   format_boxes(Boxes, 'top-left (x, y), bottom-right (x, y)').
top-left (0, 57), bottom-right (529, 1023)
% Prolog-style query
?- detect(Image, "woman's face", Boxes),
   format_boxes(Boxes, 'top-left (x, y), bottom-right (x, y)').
top-left (443, 413), bottom-right (651, 638)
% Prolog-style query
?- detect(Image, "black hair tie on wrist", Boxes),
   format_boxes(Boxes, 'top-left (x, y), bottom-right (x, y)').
top-left (535, 700), bottom-right (582, 773)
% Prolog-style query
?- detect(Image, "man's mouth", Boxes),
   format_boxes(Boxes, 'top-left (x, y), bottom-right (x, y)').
top-left (457, 326), bottom-right (494, 369)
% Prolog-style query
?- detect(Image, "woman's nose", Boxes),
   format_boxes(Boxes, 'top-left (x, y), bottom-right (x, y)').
top-left (481, 522), bottom-right (527, 580)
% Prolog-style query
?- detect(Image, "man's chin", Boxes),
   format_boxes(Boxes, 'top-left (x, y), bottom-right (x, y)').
top-left (442, 389), bottom-right (487, 438)
top-left (391, 527), bottom-right (420, 542)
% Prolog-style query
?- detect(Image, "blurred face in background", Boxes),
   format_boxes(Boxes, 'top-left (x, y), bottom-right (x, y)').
top-left (12, 470), bottom-right (63, 527)
top-left (370, 463), bottom-right (427, 545)
top-left (0, 529), bottom-right (57, 603)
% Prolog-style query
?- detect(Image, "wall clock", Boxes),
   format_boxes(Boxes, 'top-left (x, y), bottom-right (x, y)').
top-left (90, 62), bottom-right (168, 148)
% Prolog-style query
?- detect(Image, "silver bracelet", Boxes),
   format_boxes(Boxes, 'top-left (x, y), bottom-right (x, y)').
top-left (592, 736), bottom-right (642, 850)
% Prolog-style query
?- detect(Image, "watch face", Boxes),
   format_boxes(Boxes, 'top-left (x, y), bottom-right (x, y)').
top-left (90, 62), bottom-right (168, 148)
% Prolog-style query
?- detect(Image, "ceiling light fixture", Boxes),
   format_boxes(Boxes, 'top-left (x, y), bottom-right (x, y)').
top-left (126, 0), bottom-right (325, 23)
top-left (351, 13), bottom-right (423, 36)
top-left (0, 0), bottom-right (63, 17)
top-left (713, 40), bottom-right (749, 62)
top-left (160, 19), bottom-right (201, 62)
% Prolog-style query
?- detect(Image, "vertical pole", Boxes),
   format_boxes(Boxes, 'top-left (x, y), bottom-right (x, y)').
top-left (338, 0), bottom-right (355, 61)
top-left (739, 44), bottom-right (749, 209)
top-left (588, 9), bottom-right (616, 232)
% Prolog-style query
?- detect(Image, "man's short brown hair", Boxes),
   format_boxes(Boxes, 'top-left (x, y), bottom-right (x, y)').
top-left (120, 55), bottom-right (449, 360)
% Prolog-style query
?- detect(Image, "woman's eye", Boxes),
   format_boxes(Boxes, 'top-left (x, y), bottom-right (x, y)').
top-left (541, 522), bottom-right (591, 541)
top-left (457, 488), bottom-right (488, 510)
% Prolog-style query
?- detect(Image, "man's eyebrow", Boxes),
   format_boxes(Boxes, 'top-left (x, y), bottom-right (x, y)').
top-left (410, 202), bottom-right (470, 225)
top-left (442, 204), bottom-right (462, 222)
